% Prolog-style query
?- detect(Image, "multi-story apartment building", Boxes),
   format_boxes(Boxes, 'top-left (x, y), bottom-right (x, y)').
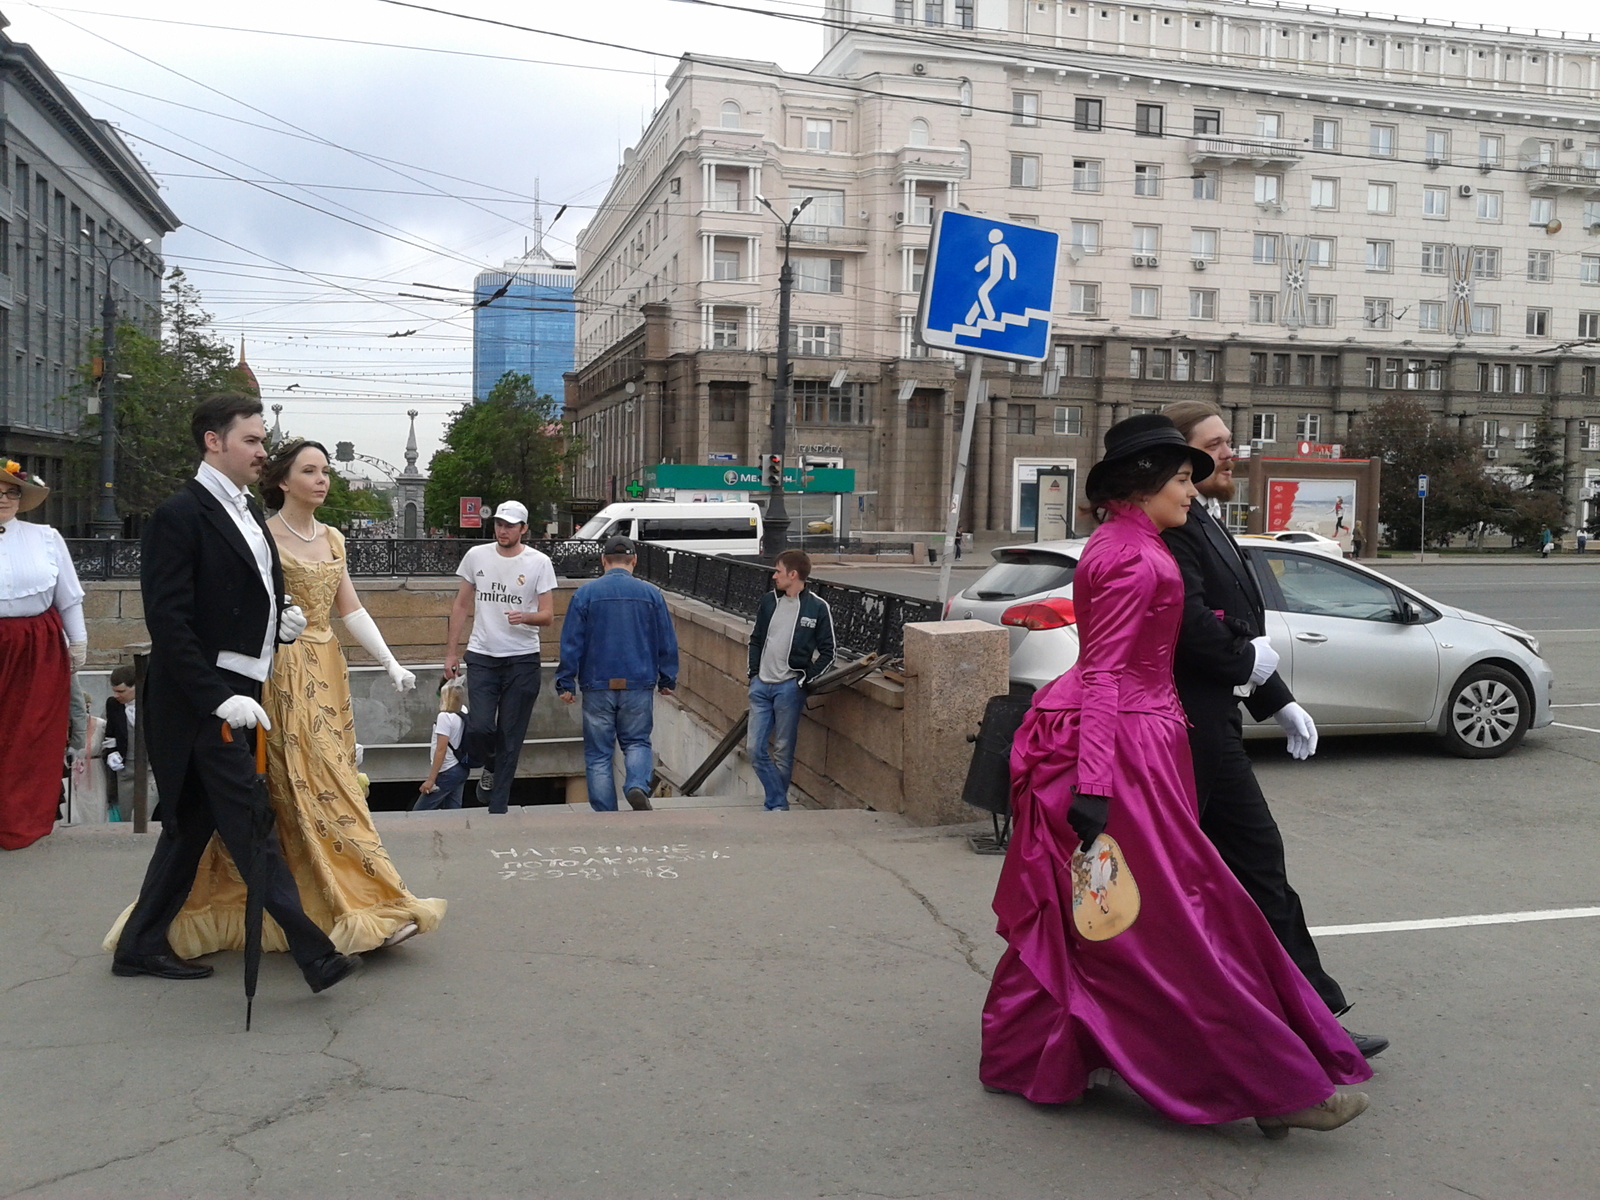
top-left (568, 0), bottom-right (1600, 535)
top-left (0, 13), bottom-right (178, 533)
top-left (473, 244), bottom-right (576, 402)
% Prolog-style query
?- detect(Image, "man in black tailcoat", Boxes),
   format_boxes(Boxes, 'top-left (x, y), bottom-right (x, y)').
top-left (112, 394), bottom-right (360, 995)
top-left (1160, 399), bottom-right (1388, 1060)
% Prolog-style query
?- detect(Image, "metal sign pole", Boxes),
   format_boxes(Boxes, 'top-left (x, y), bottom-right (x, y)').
top-left (939, 368), bottom-right (986, 609)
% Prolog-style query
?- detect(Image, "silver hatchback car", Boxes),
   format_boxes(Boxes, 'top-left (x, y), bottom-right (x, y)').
top-left (944, 539), bottom-right (1553, 758)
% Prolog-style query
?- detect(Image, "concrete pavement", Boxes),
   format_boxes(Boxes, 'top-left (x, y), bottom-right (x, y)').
top-left (4, 740), bottom-right (1600, 1199)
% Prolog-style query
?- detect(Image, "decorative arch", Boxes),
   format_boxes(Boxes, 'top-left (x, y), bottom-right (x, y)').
top-left (909, 118), bottom-right (931, 147)
top-left (720, 100), bottom-right (741, 128)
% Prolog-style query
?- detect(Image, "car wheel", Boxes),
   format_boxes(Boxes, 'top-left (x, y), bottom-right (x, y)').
top-left (1440, 665), bottom-right (1531, 759)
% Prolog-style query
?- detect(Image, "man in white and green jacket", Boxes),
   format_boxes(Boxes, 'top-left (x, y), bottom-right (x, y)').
top-left (746, 550), bottom-right (836, 811)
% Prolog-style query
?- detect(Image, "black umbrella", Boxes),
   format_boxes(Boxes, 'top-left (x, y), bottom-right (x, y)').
top-left (223, 719), bottom-right (275, 1031)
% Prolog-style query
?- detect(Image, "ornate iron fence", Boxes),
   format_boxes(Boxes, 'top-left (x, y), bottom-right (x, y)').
top-left (634, 544), bottom-right (940, 662)
top-left (67, 538), bottom-right (605, 580)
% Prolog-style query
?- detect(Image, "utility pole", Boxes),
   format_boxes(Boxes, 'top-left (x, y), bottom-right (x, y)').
top-left (83, 230), bottom-right (152, 540)
top-left (757, 193), bottom-right (812, 558)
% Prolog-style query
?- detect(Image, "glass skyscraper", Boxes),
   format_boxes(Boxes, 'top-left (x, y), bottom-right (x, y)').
top-left (472, 249), bottom-right (576, 402)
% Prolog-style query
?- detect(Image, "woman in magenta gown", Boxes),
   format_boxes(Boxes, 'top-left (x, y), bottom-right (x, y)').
top-left (980, 415), bottom-right (1372, 1138)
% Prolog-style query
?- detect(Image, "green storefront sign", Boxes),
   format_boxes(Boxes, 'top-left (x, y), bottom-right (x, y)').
top-left (646, 463), bottom-right (856, 493)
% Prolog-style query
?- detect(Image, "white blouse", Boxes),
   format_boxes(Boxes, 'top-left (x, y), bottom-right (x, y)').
top-left (0, 518), bottom-right (87, 641)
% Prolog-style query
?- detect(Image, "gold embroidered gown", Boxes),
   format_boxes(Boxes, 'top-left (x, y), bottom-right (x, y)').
top-left (104, 529), bottom-right (445, 956)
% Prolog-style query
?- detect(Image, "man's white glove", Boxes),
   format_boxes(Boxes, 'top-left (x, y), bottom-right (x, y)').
top-left (214, 695), bottom-right (272, 730)
top-left (353, 743), bottom-right (365, 768)
top-left (68, 639), bottom-right (88, 671)
top-left (107, 751), bottom-right (125, 772)
top-left (278, 602), bottom-right (307, 643)
top-left (1248, 635), bottom-right (1280, 687)
top-left (1273, 701), bottom-right (1319, 760)
top-left (342, 607), bottom-right (416, 693)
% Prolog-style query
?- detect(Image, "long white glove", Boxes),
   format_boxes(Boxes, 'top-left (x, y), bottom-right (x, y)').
top-left (342, 607), bottom-right (417, 693)
top-left (68, 639), bottom-right (87, 671)
top-left (1248, 635), bottom-right (1280, 686)
top-left (1273, 701), bottom-right (1319, 760)
top-left (278, 601), bottom-right (307, 643)
top-left (107, 751), bottom-right (125, 772)
top-left (215, 695), bottom-right (272, 730)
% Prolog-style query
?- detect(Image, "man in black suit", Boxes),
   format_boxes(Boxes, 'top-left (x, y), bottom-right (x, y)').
top-left (1160, 399), bottom-right (1387, 1059)
top-left (112, 394), bottom-right (360, 995)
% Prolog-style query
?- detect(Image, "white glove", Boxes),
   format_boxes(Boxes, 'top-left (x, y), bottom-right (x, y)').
top-left (1273, 701), bottom-right (1319, 760)
top-left (277, 602), bottom-right (307, 643)
top-left (68, 639), bottom-right (87, 671)
top-left (353, 743), bottom-right (365, 768)
top-left (214, 695), bottom-right (272, 731)
top-left (341, 607), bottom-right (416, 693)
top-left (1248, 635), bottom-right (1280, 687)
top-left (107, 751), bottom-right (125, 772)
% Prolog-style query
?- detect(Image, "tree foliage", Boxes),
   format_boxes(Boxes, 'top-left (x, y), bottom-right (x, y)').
top-left (424, 372), bottom-right (574, 534)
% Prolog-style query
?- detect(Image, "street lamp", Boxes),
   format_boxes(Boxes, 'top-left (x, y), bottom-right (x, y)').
top-left (82, 230), bottom-right (152, 539)
top-left (755, 192), bottom-right (813, 557)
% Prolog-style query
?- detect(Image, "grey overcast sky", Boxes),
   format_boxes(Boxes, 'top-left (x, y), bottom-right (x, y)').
top-left (6, 0), bottom-right (1600, 475)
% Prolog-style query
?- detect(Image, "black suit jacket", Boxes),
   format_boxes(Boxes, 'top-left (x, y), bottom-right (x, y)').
top-left (140, 478), bottom-right (284, 800)
top-left (103, 697), bottom-right (129, 787)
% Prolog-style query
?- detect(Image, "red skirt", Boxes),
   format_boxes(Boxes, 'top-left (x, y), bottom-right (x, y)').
top-left (0, 608), bottom-right (71, 850)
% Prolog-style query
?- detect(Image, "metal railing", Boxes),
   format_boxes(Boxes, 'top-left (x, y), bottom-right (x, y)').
top-left (67, 538), bottom-right (606, 580)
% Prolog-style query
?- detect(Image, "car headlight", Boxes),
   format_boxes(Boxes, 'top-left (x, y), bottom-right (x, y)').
top-left (1493, 625), bottom-right (1541, 657)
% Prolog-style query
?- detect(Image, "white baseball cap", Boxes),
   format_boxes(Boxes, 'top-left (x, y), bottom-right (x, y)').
top-left (492, 500), bottom-right (529, 525)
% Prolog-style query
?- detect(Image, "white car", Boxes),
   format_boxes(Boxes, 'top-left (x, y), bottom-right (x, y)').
top-left (944, 539), bottom-right (1552, 758)
top-left (1240, 530), bottom-right (1347, 559)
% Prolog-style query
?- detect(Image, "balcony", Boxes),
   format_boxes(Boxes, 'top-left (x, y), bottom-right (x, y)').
top-left (792, 224), bottom-right (870, 248)
top-left (1523, 163), bottom-right (1600, 195)
top-left (1188, 136), bottom-right (1304, 167)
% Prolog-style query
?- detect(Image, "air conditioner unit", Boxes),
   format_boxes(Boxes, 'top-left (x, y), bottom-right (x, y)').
top-left (1587, 222), bottom-right (1600, 234)
top-left (1192, 258), bottom-right (1208, 270)
top-left (1563, 138), bottom-right (1577, 150)
top-left (894, 212), bottom-right (905, 226)
top-left (1133, 254), bottom-right (1150, 267)
top-left (1485, 448), bottom-right (1499, 460)
top-left (1146, 256), bottom-right (1159, 267)
top-left (912, 61), bottom-right (927, 75)
top-left (1458, 184), bottom-right (1475, 197)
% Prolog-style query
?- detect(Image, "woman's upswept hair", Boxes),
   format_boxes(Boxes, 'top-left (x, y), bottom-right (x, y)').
top-left (259, 438), bottom-right (330, 510)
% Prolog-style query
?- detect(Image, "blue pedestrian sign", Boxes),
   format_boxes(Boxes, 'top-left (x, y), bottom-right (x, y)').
top-left (917, 211), bottom-right (1059, 362)
top-left (1417, 474), bottom-right (1429, 498)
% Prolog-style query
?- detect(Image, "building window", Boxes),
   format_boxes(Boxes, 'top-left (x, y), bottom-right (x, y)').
top-left (1528, 250), bottom-right (1554, 283)
top-left (709, 383), bottom-right (741, 422)
top-left (1310, 177), bottom-right (1338, 208)
top-left (1580, 312), bottom-right (1600, 338)
top-left (1072, 159), bottom-right (1101, 192)
top-left (1306, 295), bottom-right (1335, 326)
top-left (1306, 237), bottom-right (1335, 268)
top-left (1253, 233), bottom-right (1279, 265)
top-left (1472, 305), bottom-right (1499, 335)
top-left (1128, 347), bottom-right (1145, 378)
top-left (1069, 282), bottom-right (1099, 314)
top-left (1530, 197), bottom-right (1555, 226)
top-left (908, 119), bottom-right (930, 147)
top-left (1297, 412), bottom-right (1323, 440)
top-left (1363, 298), bottom-right (1392, 330)
top-left (1422, 186), bottom-right (1449, 218)
top-left (792, 187), bottom-right (846, 231)
top-left (955, 0), bottom-right (974, 27)
top-left (804, 118), bottom-right (834, 151)
top-left (1369, 124), bottom-right (1396, 157)
top-left (1424, 129), bottom-right (1450, 163)
top-left (1270, 354), bottom-right (1291, 386)
top-left (1252, 412), bottom-right (1278, 442)
top-left (906, 394), bottom-right (932, 427)
top-left (1192, 170), bottom-right (1218, 200)
top-left (708, 306), bottom-right (745, 349)
top-left (1291, 356), bottom-right (1314, 387)
top-left (1007, 403), bottom-right (1037, 435)
top-left (1129, 286), bottom-right (1160, 317)
top-left (1054, 405), bottom-right (1082, 435)
top-left (1421, 243), bottom-right (1449, 275)
top-left (1585, 200), bottom-right (1600, 229)
top-left (1479, 134), bottom-right (1503, 166)
top-left (1249, 292), bottom-right (1277, 323)
top-left (1254, 174), bottom-right (1282, 205)
top-left (1526, 308), bottom-right (1551, 337)
top-left (1011, 91), bottom-right (1040, 126)
top-left (712, 238), bottom-right (745, 280)
top-left (1074, 97), bottom-right (1103, 132)
top-left (1319, 355), bottom-right (1340, 387)
top-left (1135, 103), bottom-right (1164, 136)
top-left (1365, 240), bottom-right (1392, 272)
top-left (1419, 301), bottom-right (1443, 331)
top-left (1075, 345), bottom-right (1098, 377)
top-left (1174, 348), bottom-right (1216, 381)
top-left (894, 0), bottom-right (913, 21)
top-left (1190, 289), bottom-right (1217, 320)
top-left (795, 257), bottom-right (844, 294)
top-left (1131, 224), bottom-right (1160, 254)
top-left (791, 379), bottom-right (868, 424)
top-left (1585, 366), bottom-right (1598, 395)
top-left (923, 0), bottom-right (945, 25)
top-left (1133, 164), bottom-right (1162, 197)
top-left (1472, 247), bottom-right (1501, 279)
top-left (1010, 154), bottom-right (1040, 189)
top-left (1070, 220), bottom-right (1101, 255)
top-left (1193, 107), bottom-right (1221, 135)
top-left (1257, 111), bottom-right (1283, 139)
top-left (1368, 181), bottom-right (1395, 214)
top-left (1514, 365), bottom-right (1532, 394)
top-left (1478, 191), bottom-right (1502, 222)
top-left (1583, 255), bottom-right (1600, 285)
top-left (720, 101), bottom-right (741, 129)
top-left (903, 248), bottom-right (926, 292)
top-left (1311, 118), bottom-right (1339, 150)
top-left (1191, 228), bottom-right (1218, 261)
top-left (1536, 365), bottom-right (1555, 394)
top-left (796, 324), bottom-right (841, 356)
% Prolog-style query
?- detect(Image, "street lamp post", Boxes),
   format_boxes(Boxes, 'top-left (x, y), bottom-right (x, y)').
top-left (756, 193), bottom-right (812, 558)
top-left (82, 231), bottom-right (151, 539)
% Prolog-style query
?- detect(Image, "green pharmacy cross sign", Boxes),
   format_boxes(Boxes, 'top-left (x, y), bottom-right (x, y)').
top-left (646, 463), bottom-right (856, 493)
top-left (624, 479), bottom-right (646, 498)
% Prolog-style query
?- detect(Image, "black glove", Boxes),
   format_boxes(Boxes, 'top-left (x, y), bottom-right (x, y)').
top-left (1067, 790), bottom-right (1110, 851)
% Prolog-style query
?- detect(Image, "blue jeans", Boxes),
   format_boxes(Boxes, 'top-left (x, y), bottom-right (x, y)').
top-left (464, 651), bottom-right (543, 814)
top-left (748, 677), bottom-right (805, 810)
top-left (413, 760), bottom-right (467, 811)
top-left (581, 688), bottom-right (656, 812)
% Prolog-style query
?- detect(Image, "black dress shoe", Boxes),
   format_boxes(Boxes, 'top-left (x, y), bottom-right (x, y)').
top-left (112, 953), bottom-right (214, 980)
top-left (1346, 1030), bottom-right (1390, 1059)
top-left (302, 952), bottom-right (363, 994)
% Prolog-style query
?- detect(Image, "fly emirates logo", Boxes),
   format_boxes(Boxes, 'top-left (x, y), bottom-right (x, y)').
top-left (476, 579), bottom-right (524, 607)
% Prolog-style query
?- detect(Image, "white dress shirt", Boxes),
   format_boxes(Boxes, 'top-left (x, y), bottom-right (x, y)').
top-left (194, 462), bottom-right (276, 681)
top-left (0, 517), bottom-right (87, 640)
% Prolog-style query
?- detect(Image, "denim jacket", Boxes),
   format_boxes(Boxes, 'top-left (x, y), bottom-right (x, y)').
top-left (556, 568), bottom-right (679, 694)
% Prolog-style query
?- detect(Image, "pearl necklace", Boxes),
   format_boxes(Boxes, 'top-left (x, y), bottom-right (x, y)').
top-left (274, 512), bottom-right (321, 543)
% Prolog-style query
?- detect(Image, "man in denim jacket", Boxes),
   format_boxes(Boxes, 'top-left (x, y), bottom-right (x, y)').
top-left (746, 550), bottom-right (836, 811)
top-left (556, 537), bottom-right (679, 811)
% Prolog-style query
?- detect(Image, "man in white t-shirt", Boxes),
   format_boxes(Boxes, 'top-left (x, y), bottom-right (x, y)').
top-left (443, 501), bottom-right (557, 813)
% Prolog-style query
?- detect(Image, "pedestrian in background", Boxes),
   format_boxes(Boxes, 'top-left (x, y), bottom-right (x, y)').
top-left (1540, 526), bottom-right (1554, 558)
top-left (556, 536), bottom-right (678, 812)
top-left (103, 665), bottom-right (141, 821)
top-left (1579, 530), bottom-right (1588, 554)
top-left (1350, 520), bottom-right (1365, 560)
top-left (416, 678), bottom-right (470, 811)
top-left (443, 500), bottom-right (556, 812)
top-left (746, 550), bottom-right (835, 812)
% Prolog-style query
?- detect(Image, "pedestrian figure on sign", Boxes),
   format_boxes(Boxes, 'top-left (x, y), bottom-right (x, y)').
top-left (966, 229), bottom-right (1016, 326)
top-left (1333, 496), bottom-right (1346, 536)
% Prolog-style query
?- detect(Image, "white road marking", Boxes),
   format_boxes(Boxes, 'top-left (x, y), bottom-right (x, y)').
top-left (1552, 722), bottom-right (1600, 734)
top-left (1312, 906), bottom-right (1600, 938)
top-left (1551, 703), bottom-right (1600, 708)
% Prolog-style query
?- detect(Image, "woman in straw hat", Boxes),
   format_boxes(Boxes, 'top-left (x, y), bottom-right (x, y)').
top-left (979, 415), bottom-right (1372, 1138)
top-left (0, 459), bottom-right (87, 849)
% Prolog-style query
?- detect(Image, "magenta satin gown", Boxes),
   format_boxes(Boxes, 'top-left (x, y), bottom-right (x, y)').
top-left (979, 505), bottom-right (1371, 1124)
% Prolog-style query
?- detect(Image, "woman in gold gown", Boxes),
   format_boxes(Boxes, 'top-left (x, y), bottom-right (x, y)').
top-left (105, 439), bottom-right (444, 956)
